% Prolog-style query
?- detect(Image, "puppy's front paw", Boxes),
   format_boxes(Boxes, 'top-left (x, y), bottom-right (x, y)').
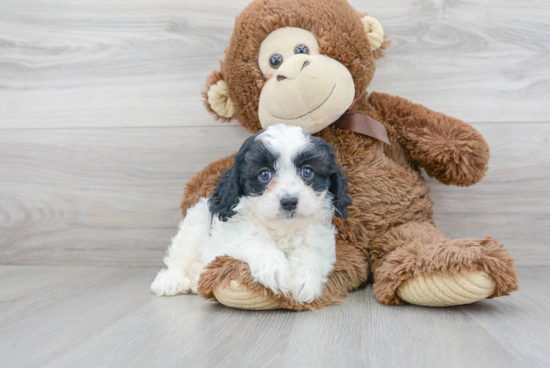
top-left (151, 268), bottom-right (195, 296)
top-left (290, 267), bottom-right (324, 304)
top-left (249, 253), bottom-right (290, 295)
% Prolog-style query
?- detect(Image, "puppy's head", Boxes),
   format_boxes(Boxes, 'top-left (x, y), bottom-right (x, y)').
top-left (209, 124), bottom-right (351, 226)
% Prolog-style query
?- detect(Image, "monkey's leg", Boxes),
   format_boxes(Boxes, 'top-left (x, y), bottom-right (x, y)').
top-left (370, 222), bottom-right (518, 306)
top-left (197, 239), bottom-right (368, 311)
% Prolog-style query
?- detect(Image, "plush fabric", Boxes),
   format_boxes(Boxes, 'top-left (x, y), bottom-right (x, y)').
top-left (182, 0), bottom-right (518, 310)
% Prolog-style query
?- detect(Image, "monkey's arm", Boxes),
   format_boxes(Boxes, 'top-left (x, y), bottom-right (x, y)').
top-left (180, 155), bottom-right (235, 216)
top-left (368, 92), bottom-right (489, 186)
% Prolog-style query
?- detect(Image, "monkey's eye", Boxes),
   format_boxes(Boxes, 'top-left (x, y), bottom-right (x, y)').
top-left (294, 44), bottom-right (309, 55)
top-left (301, 167), bottom-right (314, 179)
top-left (258, 170), bottom-right (273, 183)
top-left (269, 54), bottom-right (283, 69)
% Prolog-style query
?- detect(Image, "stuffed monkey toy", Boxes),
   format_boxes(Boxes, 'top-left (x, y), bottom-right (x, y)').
top-left (179, 0), bottom-right (518, 311)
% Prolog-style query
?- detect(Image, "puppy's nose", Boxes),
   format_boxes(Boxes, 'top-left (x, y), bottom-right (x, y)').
top-left (280, 197), bottom-right (298, 212)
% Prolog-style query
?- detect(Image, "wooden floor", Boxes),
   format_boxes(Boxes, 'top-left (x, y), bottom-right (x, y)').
top-left (0, 265), bottom-right (548, 368)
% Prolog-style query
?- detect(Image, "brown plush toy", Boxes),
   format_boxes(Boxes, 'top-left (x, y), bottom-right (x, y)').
top-left (182, 0), bottom-right (518, 311)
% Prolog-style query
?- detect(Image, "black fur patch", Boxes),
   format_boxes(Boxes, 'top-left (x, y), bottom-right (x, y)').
top-left (293, 136), bottom-right (351, 219)
top-left (209, 134), bottom-right (279, 221)
top-left (209, 129), bottom-right (351, 221)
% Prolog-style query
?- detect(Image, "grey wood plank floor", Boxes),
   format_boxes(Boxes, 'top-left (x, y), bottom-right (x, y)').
top-left (0, 265), bottom-right (549, 368)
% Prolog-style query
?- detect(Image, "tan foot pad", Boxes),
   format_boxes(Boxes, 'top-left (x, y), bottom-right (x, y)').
top-left (213, 280), bottom-right (282, 310)
top-left (397, 270), bottom-right (496, 307)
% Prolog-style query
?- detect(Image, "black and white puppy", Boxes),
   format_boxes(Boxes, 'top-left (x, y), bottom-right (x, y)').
top-left (151, 124), bottom-right (351, 304)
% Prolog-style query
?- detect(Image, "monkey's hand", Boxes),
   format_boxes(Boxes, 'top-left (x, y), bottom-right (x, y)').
top-left (369, 92), bottom-right (489, 186)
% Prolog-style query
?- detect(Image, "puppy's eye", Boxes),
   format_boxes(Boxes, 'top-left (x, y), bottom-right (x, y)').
top-left (269, 54), bottom-right (283, 69)
top-left (258, 170), bottom-right (273, 183)
top-left (301, 167), bottom-right (314, 179)
top-left (294, 44), bottom-right (309, 55)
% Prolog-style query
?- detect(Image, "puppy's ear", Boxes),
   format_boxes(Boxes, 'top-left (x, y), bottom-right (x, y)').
top-left (209, 135), bottom-right (256, 222)
top-left (208, 165), bottom-right (240, 222)
top-left (329, 169), bottom-right (352, 220)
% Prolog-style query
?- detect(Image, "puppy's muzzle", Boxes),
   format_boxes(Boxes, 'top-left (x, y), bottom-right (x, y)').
top-left (280, 197), bottom-right (298, 212)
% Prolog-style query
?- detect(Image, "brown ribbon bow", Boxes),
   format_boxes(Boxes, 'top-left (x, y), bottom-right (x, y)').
top-left (331, 113), bottom-right (390, 145)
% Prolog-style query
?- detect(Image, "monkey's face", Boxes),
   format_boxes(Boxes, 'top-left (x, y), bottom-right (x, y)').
top-left (257, 28), bottom-right (355, 134)
top-left (201, 0), bottom-right (388, 134)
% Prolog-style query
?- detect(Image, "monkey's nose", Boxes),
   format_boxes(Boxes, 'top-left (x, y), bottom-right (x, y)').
top-left (276, 60), bottom-right (311, 81)
top-left (280, 197), bottom-right (298, 212)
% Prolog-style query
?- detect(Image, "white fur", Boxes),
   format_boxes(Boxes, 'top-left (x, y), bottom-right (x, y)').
top-left (151, 125), bottom-right (338, 304)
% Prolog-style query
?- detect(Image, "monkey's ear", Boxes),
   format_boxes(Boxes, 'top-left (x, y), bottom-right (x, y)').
top-left (361, 15), bottom-right (391, 59)
top-left (202, 66), bottom-right (235, 122)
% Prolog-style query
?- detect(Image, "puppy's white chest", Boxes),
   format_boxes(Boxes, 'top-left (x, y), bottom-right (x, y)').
top-left (275, 235), bottom-right (304, 256)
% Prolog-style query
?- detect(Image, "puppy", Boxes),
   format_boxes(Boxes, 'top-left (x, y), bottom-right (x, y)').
top-left (151, 124), bottom-right (351, 304)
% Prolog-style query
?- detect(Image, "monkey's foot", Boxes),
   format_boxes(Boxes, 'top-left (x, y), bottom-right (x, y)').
top-left (213, 280), bottom-right (282, 310)
top-left (397, 270), bottom-right (496, 307)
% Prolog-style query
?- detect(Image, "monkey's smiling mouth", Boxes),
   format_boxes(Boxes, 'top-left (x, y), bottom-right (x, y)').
top-left (271, 84), bottom-right (336, 120)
